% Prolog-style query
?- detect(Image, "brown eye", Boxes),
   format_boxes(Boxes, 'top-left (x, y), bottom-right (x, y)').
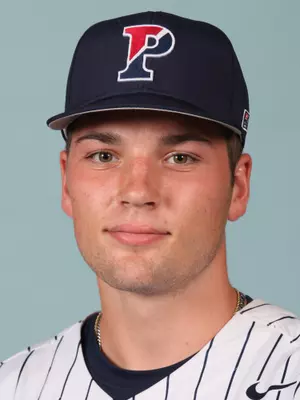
top-left (173, 154), bottom-right (188, 163)
top-left (167, 153), bottom-right (198, 165)
top-left (89, 151), bottom-right (116, 163)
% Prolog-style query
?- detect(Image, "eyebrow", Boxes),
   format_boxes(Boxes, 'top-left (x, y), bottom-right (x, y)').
top-left (74, 131), bottom-right (212, 146)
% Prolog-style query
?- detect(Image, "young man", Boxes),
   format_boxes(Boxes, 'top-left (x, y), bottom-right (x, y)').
top-left (1, 11), bottom-right (300, 400)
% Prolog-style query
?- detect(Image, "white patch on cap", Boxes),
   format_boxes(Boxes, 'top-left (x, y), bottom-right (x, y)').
top-left (241, 109), bottom-right (250, 132)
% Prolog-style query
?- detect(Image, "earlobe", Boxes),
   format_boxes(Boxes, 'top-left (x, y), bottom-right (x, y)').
top-left (228, 154), bottom-right (252, 222)
top-left (60, 151), bottom-right (73, 218)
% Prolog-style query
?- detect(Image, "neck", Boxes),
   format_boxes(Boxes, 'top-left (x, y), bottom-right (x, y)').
top-left (97, 241), bottom-right (237, 371)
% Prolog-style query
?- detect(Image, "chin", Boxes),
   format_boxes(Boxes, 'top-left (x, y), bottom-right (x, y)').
top-left (100, 271), bottom-right (175, 296)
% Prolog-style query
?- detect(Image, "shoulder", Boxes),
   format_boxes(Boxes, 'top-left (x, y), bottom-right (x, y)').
top-left (240, 299), bottom-right (300, 350)
top-left (234, 299), bottom-right (300, 385)
top-left (0, 319), bottom-right (84, 399)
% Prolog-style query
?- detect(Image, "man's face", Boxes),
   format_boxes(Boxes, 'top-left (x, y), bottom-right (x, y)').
top-left (60, 111), bottom-right (251, 295)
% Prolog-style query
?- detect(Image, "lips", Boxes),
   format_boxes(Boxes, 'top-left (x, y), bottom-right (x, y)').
top-left (107, 224), bottom-right (169, 235)
top-left (105, 224), bottom-right (170, 246)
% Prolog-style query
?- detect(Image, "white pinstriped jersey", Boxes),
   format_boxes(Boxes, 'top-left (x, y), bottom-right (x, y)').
top-left (1, 299), bottom-right (300, 400)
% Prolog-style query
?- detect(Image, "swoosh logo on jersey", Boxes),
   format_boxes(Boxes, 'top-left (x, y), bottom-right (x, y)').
top-left (246, 381), bottom-right (297, 399)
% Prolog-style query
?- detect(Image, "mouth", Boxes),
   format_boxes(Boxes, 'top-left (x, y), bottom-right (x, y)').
top-left (104, 224), bottom-right (170, 246)
top-left (107, 231), bottom-right (168, 246)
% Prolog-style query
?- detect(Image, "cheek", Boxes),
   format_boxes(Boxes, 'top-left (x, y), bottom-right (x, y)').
top-left (175, 173), bottom-right (231, 229)
top-left (68, 168), bottom-right (112, 220)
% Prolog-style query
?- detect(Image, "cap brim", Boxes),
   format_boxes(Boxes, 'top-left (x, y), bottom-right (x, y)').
top-left (47, 93), bottom-right (241, 137)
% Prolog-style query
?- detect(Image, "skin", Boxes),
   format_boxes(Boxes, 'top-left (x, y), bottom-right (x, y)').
top-left (60, 110), bottom-right (252, 370)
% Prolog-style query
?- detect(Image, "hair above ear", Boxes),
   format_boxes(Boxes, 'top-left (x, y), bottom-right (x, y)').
top-left (225, 130), bottom-right (243, 186)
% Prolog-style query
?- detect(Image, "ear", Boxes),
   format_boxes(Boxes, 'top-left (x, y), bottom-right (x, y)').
top-left (228, 153), bottom-right (252, 222)
top-left (60, 150), bottom-right (73, 218)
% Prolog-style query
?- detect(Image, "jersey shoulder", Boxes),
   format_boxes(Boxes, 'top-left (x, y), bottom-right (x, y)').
top-left (0, 319), bottom-right (83, 399)
top-left (240, 299), bottom-right (300, 344)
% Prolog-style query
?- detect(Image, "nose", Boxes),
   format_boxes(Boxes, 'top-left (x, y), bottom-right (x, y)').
top-left (117, 157), bottom-right (161, 209)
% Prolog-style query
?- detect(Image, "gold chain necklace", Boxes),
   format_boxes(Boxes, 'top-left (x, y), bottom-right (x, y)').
top-left (94, 289), bottom-right (247, 351)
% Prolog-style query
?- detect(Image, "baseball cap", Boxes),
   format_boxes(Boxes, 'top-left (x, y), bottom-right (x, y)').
top-left (47, 11), bottom-right (250, 148)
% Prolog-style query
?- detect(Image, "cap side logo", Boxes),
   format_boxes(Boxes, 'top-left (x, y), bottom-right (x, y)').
top-left (242, 109), bottom-right (250, 132)
top-left (118, 24), bottom-right (175, 82)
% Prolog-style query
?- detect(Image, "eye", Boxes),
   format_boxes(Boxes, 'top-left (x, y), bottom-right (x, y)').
top-left (87, 151), bottom-right (117, 163)
top-left (166, 153), bottom-right (199, 165)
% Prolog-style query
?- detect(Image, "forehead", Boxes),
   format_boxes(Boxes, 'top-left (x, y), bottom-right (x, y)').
top-left (67, 110), bottom-right (229, 140)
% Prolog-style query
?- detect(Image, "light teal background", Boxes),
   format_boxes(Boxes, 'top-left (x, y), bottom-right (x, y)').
top-left (0, 0), bottom-right (299, 361)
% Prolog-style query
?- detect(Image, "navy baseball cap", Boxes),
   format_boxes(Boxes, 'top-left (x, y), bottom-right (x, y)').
top-left (47, 11), bottom-right (250, 147)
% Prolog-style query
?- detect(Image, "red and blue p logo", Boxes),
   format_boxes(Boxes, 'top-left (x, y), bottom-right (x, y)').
top-left (118, 24), bottom-right (175, 82)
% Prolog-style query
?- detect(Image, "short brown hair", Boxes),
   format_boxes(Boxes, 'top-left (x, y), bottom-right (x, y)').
top-left (224, 129), bottom-right (243, 186)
